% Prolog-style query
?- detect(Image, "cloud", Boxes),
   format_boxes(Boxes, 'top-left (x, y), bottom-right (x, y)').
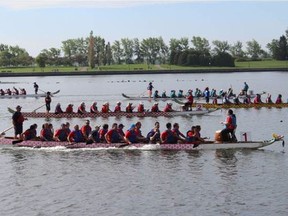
top-left (0, 0), bottom-right (199, 10)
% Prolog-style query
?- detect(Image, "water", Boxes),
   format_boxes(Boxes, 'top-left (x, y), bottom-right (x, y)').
top-left (0, 72), bottom-right (288, 216)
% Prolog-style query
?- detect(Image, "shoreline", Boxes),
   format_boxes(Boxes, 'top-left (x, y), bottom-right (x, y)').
top-left (0, 68), bottom-right (287, 77)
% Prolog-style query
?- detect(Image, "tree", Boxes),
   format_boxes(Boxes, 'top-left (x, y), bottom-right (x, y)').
top-left (121, 38), bottom-right (134, 64)
top-left (36, 53), bottom-right (47, 68)
top-left (230, 41), bottom-right (245, 59)
top-left (246, 39), bottom-right (262, 60)
top-left (191, 36), bottom-right (211, 54)
top-left (88, 31), bottom-right (95, 68)
top-left (134, 38), bottom-right (143, 63)
top-left (112, 40), bottom-right (123, 64)
top-left (105, 42), bottom-right (113, 65)
top-left (212, 40), bottom-right (230, 54)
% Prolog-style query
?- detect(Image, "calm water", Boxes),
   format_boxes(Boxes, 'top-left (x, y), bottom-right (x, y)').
top-left (0, 72), bottom-right (288, 216)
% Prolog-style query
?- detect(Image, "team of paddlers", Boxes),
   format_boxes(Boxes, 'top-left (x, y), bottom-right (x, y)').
top-left (52, 101), bottom-right (184, 114)
top-left (0, 87), bottom-right (27, 95)
top-left (17, 120), bottom-right (210, 145)
top-left (148, 81), bottom-right (284, 105)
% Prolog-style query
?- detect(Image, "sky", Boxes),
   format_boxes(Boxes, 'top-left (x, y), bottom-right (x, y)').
top-left (0, 0), bottom-right (287, 57)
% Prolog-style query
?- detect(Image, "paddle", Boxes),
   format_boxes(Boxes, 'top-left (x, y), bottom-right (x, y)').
top-left (0, 126), bottom-right (14, 137)
top-left (32, 104), bottom-right (46, 112)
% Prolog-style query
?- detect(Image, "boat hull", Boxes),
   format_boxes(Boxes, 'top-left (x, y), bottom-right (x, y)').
top-left (0, 90), bottom-right (60, 99)
top-left (0, 137), bottom-right (281, 150)
top-left (17, 109), bottom-right (216, 118)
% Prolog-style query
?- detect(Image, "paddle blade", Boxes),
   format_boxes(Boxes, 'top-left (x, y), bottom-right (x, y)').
top-left (282, 140), bottom-right (285, 147)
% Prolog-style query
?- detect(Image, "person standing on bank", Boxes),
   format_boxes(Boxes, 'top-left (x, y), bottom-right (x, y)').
top-left (45, 92), bottom-right (52, 113)
top-left (12, 105), bottom-right (27, 139)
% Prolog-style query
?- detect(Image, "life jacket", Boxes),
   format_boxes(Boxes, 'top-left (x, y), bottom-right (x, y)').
top-left (81, 125), bottom-right (91, 137)
top-left (125, 130), bottom-right (137, 143)
top-left (23, 129), bottom-right (34, 140)
top-left (108, 130), bottom-right (121, 143)
top-left (114, 105), bottom-right (121, 112)
top-left (137, 105), bottom-right (144, 113)
top-left (41, 128), bottom-right (53, 141)
top-left (151, 105), bottom-right (159, 112)
top-left (165, 130), bottom-right (177, 144)
top-left (66, 106), bottom-right (73, 113)
top-left (126, 105), bottom-right (133, 113)
top-left (90, 105), bottom-right (98, 113)
top-left (73, 130), bottom-right (84, 142)
top-left (77, 105), bottom-right (85, 114)
top-left (13, 112), bottom-right (25, 124)
top-left (146, 129), bottom-right (160, 141)
top-left (101, 105), bottom-right (109, 113)
top-left (55, 129), bottom-right (68, 141)
top-left (163, 106), bottom-right (172, 112)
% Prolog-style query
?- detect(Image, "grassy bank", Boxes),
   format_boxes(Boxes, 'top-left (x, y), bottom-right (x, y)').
top-left (0, 60), bottom-right (288, 73)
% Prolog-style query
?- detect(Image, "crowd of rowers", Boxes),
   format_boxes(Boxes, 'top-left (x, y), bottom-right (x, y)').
top-left (152, 87), bottom-right (284, 105)
top-left (20, 120), bottom-right (207, 145)
top-left (0, 87), bottom-right (27, 95)
top-left (51, 101), bottom-right (189, 114)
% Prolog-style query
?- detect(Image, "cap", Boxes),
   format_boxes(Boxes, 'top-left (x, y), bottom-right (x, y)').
top-left (139, 101), bottom-right (143, 105)
top-left (129, 124), bottom-right (136, 129)
top-left (117, 101), bottom-right (121, 104)
top-left (16, 105), bottom-right (22, 109)
top-left (154, 102), bottom-right (159, 105)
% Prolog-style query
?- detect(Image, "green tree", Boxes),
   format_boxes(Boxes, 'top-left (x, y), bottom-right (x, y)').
top-left (230, 41), bottom-right (245, 59)
top-left (246, 39), bottom-right (262, 60)
top-left (112, 40), bottom-right (123, 64)
top-left (121, 38), bottom-right (134, 64)
top-left (36, 53), bottom-right (47, 68)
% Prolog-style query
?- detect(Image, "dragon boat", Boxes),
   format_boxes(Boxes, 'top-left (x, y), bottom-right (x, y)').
top-left (173, 98), bottom-right (288, 109)
top-left (121, 92), bottom-right (262, 101)
top-left (0, 90), bottom-right (60, 99)
top-left (0, 135), bottom-right (284, 150)
top-left (7, 107), bottom-right (218, 118)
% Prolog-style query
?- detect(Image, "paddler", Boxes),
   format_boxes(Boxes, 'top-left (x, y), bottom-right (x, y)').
top-left (81, 120), bottom-right (92, 141)
top-left (101, 102), bottom-right (110, 113)
top-left (55, 103), bottom-right (64, 114)
top-left (275, 94), bottom-right (283, 104)
top-left (151, 102), bottom-right (160, 112)
top-left (90, 102), bottom-right (98, 113)
top-left (163, 103), bottom-right (175, 112)
top-left (54, 123), bottom-right (69, 142)
top-left (105, 123), bottom-right (127, 144)
top-left (67, 124), bottom-right (84, 143)
top-left (126, 102), bottom-right (134, 113)
top-left (77, 102), bottom-right (86, 114)
top-left (137, 102), bottom-right (145, 113)
top-left (66, 104), bottom-right (74, 113)
top-left (114, 101), bottom-right (122, 112)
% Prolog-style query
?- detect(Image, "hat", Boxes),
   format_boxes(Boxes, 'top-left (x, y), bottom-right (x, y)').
top-left (16, 105), bottom-right (22, 109)
top-left (117, 101), bottom-right (121, 104)
top-left (129, 124), bottom-right (136, 130)
top-left (154, 102), bottom-right (158, 105)
top-left (168, 102), bottom-right (172, 106)
top-left (139, 101), bottom-right (143, 105)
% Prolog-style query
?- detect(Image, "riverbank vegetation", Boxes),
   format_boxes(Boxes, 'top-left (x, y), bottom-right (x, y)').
top-left (0, 29), bottom-right (287, 72)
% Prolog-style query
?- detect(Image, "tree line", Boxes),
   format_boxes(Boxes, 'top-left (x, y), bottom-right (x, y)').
top-left (0, 29), bottom-right (287, 68)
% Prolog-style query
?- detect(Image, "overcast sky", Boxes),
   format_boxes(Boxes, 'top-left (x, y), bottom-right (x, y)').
top-left (0, 0), bottom-right (287, 57)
